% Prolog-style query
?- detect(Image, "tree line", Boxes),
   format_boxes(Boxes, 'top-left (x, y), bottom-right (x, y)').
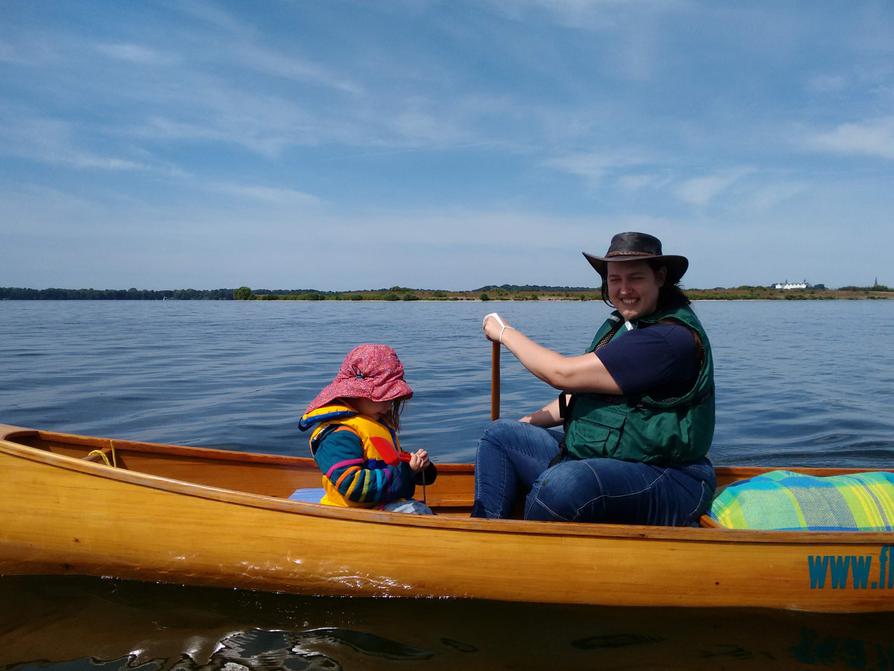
top-left (0, 287), bottom-right (236, 300)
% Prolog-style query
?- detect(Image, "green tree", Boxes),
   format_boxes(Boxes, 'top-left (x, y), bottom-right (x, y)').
top-left (480, 293), bottom-right (491, 301)
top-left (234, 286), bottom-right (252, 300)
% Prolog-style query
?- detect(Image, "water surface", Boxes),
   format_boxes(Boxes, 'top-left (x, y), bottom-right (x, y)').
top-left (1, 300), bottom-right (893, 670)
top-left (2, 299), bottom-right (893, 466)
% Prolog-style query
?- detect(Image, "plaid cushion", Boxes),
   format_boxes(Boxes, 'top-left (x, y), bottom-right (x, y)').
top-left (709, 470), bottom-right (894, 531)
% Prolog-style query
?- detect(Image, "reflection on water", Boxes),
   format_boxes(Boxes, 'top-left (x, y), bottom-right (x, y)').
top-left (2, 576), bottom-right (893, 671)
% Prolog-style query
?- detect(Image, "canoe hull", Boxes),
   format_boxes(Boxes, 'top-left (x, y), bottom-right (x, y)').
top-left (1, 426), bottom-right (893, 612)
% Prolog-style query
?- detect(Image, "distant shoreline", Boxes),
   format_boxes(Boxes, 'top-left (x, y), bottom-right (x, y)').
top-left (2, 285), bottom-right (892, 301)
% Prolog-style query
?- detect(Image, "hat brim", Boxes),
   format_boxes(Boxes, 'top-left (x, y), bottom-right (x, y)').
top-left (582, 252), bottom-right (689, 285)
top-left (305, 378), bottom-right (413, 415)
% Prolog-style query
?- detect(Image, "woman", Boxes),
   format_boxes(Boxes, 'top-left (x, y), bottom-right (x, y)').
top-left (473, 232), bottom-right (715, 526)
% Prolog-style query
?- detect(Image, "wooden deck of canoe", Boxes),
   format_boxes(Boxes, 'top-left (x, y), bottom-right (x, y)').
top-left (1, 423), bottom-right (893, 612)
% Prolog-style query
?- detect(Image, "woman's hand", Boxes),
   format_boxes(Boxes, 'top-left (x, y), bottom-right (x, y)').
top-left (519, 397), bottom-right (564, 427)
top-left (482, 313), bottom-right (512, 343)
top-left (409, 449), bottom-right (430, 472)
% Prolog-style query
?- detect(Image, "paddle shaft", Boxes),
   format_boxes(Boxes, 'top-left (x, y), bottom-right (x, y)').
top-left (491, 340), bottom-right (500, 420)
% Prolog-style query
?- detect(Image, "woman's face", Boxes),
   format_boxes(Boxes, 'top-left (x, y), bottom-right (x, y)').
top-left (606, 260), bottom-right (666, 321)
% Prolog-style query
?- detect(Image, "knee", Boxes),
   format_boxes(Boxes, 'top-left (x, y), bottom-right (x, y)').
top-left (478, 418), bottom-right (523, 452)
top-left (525, 462), bottom-right (599, 522)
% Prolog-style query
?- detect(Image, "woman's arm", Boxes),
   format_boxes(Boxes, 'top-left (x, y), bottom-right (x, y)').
top-left (520, 397), bottom-right (564, 427)
top-left (483, 315), bottom-right (622, 394)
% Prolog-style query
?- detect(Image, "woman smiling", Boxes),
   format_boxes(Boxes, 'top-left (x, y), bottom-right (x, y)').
top-left (473, 232), bottom-right (716, 525)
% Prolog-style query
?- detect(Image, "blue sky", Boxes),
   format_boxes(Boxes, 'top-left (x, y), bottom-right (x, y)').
top-left (2, 1), bottom-right (893, 290)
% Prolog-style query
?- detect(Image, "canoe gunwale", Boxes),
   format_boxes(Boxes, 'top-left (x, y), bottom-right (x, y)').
top-left (2, 425), bottom-right (893, 545)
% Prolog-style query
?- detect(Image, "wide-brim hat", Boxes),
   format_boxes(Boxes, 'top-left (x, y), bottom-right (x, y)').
top-left (305, 343), bottom-right (413, 414)
top-left (582, 232), bottom-right (689, 284)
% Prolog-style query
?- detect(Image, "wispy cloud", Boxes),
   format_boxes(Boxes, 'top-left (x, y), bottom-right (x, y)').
top-left (168, 0), bottom-right (255, 36)
top-left (672, 168), bottom-right (753, 206)
top-left (543, 149), bottom-right (656, 186)
top-left (230, 44), bottom-right (363, 96)
top-left (806, 116), bottom-right (894, 160)
top-left (165, 1), bottom-right (363, 96)
top-left (95, 42), bottom-right (177, 66)
top-left (4, 0), bottom-right (894, 290)
top-left (490, 0), bottom-right (690, 30)
top-left (208, 182), bottom-right (321, 206)
top-left (746, 181), bottom-right (807, 212)
top-left (806, 73), bottom-right (848, 95)
top-left (0, 114), bottom-right (152, 172)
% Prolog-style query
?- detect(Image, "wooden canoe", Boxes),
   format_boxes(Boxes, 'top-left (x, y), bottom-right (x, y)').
top-left (1, 423), bottom-right (893, 612)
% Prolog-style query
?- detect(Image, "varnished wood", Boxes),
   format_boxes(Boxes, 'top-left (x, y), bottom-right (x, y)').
top-left (1, 423), bottom-right (893, 612)
top-left (491, 340), bottom-right (500, 420)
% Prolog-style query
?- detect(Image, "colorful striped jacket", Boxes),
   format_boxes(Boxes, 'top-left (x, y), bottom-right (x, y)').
top-left (298, 403), bottom-right (418, 507)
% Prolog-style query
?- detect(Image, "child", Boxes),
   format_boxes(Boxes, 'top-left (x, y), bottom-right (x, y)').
top-left (298, 344), bottom-right (437, 514)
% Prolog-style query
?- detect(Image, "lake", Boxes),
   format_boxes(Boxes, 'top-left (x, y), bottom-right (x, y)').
top-left (1, 299), bottom-right (893, 670)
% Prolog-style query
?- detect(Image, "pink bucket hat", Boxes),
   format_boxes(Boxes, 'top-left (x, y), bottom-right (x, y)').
top-left (305, 344), bottom-right (413, 414)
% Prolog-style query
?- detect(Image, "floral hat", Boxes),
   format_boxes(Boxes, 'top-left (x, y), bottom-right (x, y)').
top-left (305, 344), bottom-right (413, 414)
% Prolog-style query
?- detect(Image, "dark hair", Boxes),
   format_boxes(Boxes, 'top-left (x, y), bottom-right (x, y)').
top-left (600, 260), bottom-right (690, 312)
top-left (384, 398), bottom-right (406, 431)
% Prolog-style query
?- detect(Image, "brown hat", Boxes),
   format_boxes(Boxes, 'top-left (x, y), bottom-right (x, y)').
top-left (582, 232), bottom-right (689, 284)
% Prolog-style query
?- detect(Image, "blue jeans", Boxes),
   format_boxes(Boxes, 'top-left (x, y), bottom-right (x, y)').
top-left (471, 419), bottom-right (715, 526)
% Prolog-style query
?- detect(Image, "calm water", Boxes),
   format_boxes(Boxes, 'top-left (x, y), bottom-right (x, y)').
top-left (3, 299), bottom-right (894, 465)
top-left (2, 299), bottom-right (894, 669)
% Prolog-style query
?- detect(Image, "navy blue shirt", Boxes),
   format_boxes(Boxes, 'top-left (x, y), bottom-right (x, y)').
top-left (594, 323), bottom-right (698, 398)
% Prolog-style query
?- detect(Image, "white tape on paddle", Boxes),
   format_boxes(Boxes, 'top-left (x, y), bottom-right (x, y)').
top-left (482, 312), bottom-right (505, 329)
top-left (483, 312), bottom-right (512, 343)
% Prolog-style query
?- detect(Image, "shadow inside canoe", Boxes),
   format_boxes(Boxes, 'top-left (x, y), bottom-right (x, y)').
top-left (1, 575), bottom-right (891, 671)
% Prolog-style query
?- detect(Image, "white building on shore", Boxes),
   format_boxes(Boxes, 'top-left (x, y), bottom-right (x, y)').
top-left (772, 280), bottom-right (810, 290)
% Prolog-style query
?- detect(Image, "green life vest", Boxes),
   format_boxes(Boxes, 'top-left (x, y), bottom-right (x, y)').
top-left (562, 303), bottom-right (715, 465)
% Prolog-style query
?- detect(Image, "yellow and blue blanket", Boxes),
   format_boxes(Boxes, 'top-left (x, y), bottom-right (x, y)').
top-left (709, 470), bottom-right (894, 531)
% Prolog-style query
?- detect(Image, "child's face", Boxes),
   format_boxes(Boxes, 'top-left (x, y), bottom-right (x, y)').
top-left (351, 398), bottom-right (392, 421)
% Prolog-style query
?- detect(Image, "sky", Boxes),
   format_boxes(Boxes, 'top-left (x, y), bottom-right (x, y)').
top-left (2, 1), bottom-right (893, 291)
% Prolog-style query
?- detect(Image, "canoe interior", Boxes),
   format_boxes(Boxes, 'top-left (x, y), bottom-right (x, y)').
top-left (2, 428), bottom-right (475, 514)
top-left (5, 425), bottom-right (891, 519)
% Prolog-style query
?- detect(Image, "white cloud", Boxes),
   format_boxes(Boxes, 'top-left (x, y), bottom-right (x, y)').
top-left (746, 181), bottom-right (806, 212)
top-left (209, 183), bottom-right (321, 206)
top-left (95, 43), bottom-right (177, 66)
top-left (164, 1), bottom-right (363, 96)
top-left (0, 115), bottom-right (152, 172)
top-left (543, 149), bottom-right (655, 185)
top-left (673, 168), bottom-right (752, 206)
top-left (485, 0), bottom-right (691, 82)
top-left (230, 44), bottom-right (363, 96)
top-left (806, 73), bottom-right (847, 94)
top-left (617, 172), bottom-right (672, 192)
top-left (806, 116), bottom-right (894, 160)
top-left (169, 0), bottom-right (255, 36)
top-left (490, 0), bottom-right (689, 30)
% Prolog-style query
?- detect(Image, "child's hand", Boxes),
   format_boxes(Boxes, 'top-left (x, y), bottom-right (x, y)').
top-left (409, 449), bottom-right (429, 472)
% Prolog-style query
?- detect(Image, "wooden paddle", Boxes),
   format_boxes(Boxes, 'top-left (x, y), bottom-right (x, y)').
top-left (491, 340), bottom-right (500, 420)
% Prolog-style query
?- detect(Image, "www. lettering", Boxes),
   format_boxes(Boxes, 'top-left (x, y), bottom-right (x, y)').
top-left (808, 546), bottom-right (894, 589)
